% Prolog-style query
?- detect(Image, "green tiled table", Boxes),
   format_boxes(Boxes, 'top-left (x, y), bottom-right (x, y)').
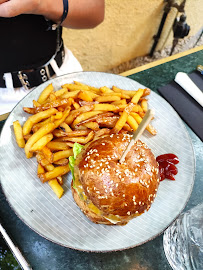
top-left (0, 46), bottom-right (203, 270)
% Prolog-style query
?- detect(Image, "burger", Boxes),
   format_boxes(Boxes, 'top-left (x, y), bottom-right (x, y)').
top-left (70, 132), bottom-right (160, 225)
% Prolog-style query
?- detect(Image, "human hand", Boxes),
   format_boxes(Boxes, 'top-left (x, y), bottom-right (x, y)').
top-left (0, 0), bottom-right (104, 29)
top-left (0, 0), bottom-right (43, 17)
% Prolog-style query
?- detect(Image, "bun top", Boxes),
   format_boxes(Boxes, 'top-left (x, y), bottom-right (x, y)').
top-left (77, 132), bottom-right (160, 218)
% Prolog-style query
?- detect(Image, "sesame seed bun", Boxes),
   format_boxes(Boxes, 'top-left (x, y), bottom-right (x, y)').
top-left (72, 132), bottom-right (160, 225)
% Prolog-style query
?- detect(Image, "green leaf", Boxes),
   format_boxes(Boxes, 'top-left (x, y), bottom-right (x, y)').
top-left (73, 142), bottom-right (84, 159)
top-left (69, 143), bottom-right (83, 189)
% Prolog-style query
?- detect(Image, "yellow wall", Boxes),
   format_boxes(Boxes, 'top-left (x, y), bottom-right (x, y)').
top-left (63, 0), bottom-right (203, 72)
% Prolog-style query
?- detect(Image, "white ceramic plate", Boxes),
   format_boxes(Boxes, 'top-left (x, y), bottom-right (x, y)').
top-left (0, 72), bottom-right (195, 252)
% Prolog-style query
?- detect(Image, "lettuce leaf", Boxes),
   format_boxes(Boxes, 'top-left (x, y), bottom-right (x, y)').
top-left (69, 143), bottom-right (83, 188)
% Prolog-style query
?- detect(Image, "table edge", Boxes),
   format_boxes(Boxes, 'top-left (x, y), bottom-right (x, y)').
top-left (120, 45), bottom-right (203, 77)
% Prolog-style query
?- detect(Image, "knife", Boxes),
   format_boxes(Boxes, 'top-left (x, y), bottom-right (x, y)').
top-left (0, 220), bottom-right (32, 270)
top-left (174, 72), bottom-right (203, 107)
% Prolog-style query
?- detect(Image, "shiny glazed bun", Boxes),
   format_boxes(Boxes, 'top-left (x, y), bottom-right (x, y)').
top-left (71, 132), bottom-right (160, 225)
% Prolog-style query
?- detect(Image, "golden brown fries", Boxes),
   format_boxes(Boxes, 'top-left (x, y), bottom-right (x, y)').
top-left (13, 81), bottom-right (156, 198)
top-left (13, 120), bottom-right (25, 148)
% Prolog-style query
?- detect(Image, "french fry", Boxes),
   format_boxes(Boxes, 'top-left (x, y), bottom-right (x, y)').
top-left (23, 107), bottom-right (36, 114)
top-left (44, 164), bottom-right (64, 198)
top-left (131, 88), bottom-right (144, 104)
top-left (53, 149), bottom-right (73, 162)
top-left (24, 122), bottom-right (56, 158)
top-left (23, 108), bottom-right (57, 135)
top-left (37, 164), bottom-right (45, 176)
top-left (36, 152), bottom-right (50, 167)
top-left (72, 111), bottom-right (103, 127)
top-left (41, 146), bottom-right (54, 163)
top-left (126, 115), bottom-right (139, 131)
top-left (13, 120), bottom-right (25, 148)
top-left (74, 81), bottom-right (100, 94)
top-left (59, 122), bottom-right (72, 132)
top-left (100, 86), bottom-right (113, 93)
top-left (35, 98), bottom-right (71, 112)
top-left (130, 112), bottom-right (157, 135)
top-left (140, 99), bottom-right (148, 112)
top-left (77, 91), bottom-right (93, 102)
top-left (37, 83), bottom-right (54, 104)
top-left (62, 83), bottom-right (89, 91)
top-left (111, 99), bottom-right (127, 105)
top-left (61, 90), bottom-right (80, 99)
top-left (93, 104), bottom-right (118, 111)
top-left (95, 96), bottom-right (120, 103)
top-left (33, 100), bottom-right (41, 108)
top-left (56, 176), bottom-right (63, 185)
top-left (73, 102), bottom-right (80, 110)
top-left (93, 128), bottom-right (111, 140)
top-left (39, 165), bottom-right (70, 182)
top-left (54, 88), bottom-right (68, 97)
top-left (47, 141), bottom-right (72, 151)
top-left (83, 122), bottom-right (99, 130)
top-left (30, 133), bottom-right (53, 152)
top-left (53, 129), bottom-right (90, 138)
top-left (53, 158), bottom-right (69, 166)
top-left (60, 130), bottom-right (94, 144)
top-left (48, 179), bottom-right (64, 198)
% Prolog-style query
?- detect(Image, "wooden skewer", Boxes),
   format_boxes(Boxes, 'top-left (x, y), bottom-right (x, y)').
top-left (119, 109), bottom-right (155, 163)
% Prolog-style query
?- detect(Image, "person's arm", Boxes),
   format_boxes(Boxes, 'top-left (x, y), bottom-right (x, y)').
top-left (0, 0), bottom-right (105, 29)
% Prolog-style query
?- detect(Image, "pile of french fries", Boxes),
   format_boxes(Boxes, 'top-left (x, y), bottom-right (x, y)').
top-left (13, 81), bottom-right (156, 198)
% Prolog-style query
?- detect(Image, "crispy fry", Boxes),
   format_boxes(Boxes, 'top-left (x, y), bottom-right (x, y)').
top-left (61, 90), bottom-right (80, 99)
top-left (47, 141), bottom-right (72, 151)
top-left (74, 81), bottom-right (100, 94)
top-left (44, 164), bottom-right (64, 198)
top-left (93, 104), bottom-right (118, 111)
top-left (24, 122), bottom-right (56, 158)
top-left (83, 122), bottom-right (99, 130)
top-left (130, 112), bottom-right (157, 135)
top-left (111, 100), bottom-right (127, 106)
top-left (35, 98), bottom-right (71, 112)
top-left (75, 112), bottom-right (114, 126)
top-left (60, 130), bottom-right (94, 144)
top-left (54, 88), bottom-right (68, 97)
top-left (37, 83), bottom-right (54, 104)
top-left (23, 108), bottom-right (57, 135)
top-left (93, 128), bottom-right (111, 141)
top-left (53, 158), bottom-right (69, 166)
top-left (53, 129), bottom-right (90, 138)
top-left (37, 164), bottom-right (45, 176)
top-left (56, 176), bottom-right (63, 185)
top-left (72, 111), bottom-right (103, 127)
top-left (131, 88), bottom-right (144, 104)
top-left (36, 152), bottom-right (50, 167)
top-left (41, 146), bottom-right (54, 163)
top-left (23, 107), bottom-right (36, 114)
top-left (33, 100), bottom-right (41, 108)
top-left (126, 115), bottom-right (139, 131)
top-left (62, 83), bottom-right (89, 91)
top-left (77, 91), bottom-right (93, 102)
top-left (73, 102), bottom-right (80, 110)
top-left (53, 149), bottom-right (73, 162)
top-left (30, 133), bottom-right (53, 152)
top-left (59, 122), bottom-right (72, 132)
top-left (39, 165), bottom-right (70, 182)
top-left (95, 96), bottom-right (120, 103)
top-left (13, 120), bottom-right (25, 148)
top-left (100, 86), bottom-right (113, 93)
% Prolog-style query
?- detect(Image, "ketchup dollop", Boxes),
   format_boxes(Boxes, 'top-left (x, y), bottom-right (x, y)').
top-left (156, 153), bottom-right (179, 181)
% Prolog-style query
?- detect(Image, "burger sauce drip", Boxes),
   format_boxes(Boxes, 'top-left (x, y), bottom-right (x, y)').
top-left (156, 154), bottom-right (179, 181)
